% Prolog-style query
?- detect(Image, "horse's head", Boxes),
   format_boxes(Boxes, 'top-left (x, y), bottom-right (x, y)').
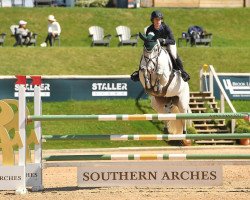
top-left (139, 32), bottom-right (162, 72)
top-left (138, 32), bottom-right (174, 96)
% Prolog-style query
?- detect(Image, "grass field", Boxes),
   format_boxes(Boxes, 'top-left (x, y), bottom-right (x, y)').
top-left (0, 7), bottom-right (249, 149)
top-left (0, 8), bottom-right (250, 91)
top-left (27, 99), bottom-right (249, 149)
top-left (1, 7), bottom-right (250, 47)
top-left (0, 47), bottom-right (249, 91)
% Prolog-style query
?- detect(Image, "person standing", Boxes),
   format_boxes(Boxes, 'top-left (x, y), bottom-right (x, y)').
top-left (40, 15), bottom-right (61, 47)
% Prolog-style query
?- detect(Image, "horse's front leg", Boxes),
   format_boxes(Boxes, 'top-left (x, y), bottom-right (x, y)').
top-left (153, 73), bottom-right (163, 93)
top-left (142, 68), bottom-right (151, 89)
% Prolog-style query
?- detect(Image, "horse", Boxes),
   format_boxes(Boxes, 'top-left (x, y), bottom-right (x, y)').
top-left (138, 33), bottom-right (191, 145)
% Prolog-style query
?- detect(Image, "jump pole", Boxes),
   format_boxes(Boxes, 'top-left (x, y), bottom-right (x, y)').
top-left (43, 133), bottom-right (250, 141)
top-left (44, 154), bottom-right (250, 161)
top-left (16, 75), bottom-right (28, 194)
top-left (28, 112), bottom-right (250, 122)
top-left (31, 76), bottom-right (44, 191)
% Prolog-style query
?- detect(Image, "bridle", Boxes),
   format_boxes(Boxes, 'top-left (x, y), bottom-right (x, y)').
top-left (142, 43), bottom-right (162, 72)
top-left (140, 42), bottom-right (175, 94)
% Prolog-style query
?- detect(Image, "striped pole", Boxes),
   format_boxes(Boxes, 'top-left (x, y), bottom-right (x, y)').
top-left (44, 154), bottom-right (250, 161)
top-left (43, 133), bottom-right (250, 141)
top-left (28, 112), bottom-right (250, 122)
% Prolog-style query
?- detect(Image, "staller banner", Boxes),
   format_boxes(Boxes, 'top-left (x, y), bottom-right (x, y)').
top-left (0, 75), bottom-right (147, 101)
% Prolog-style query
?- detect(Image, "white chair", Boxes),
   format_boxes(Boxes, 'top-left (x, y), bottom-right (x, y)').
top-left (88, 26), bottom-right (111, 47)
top-left (116, 25), bottom-right (138, 47)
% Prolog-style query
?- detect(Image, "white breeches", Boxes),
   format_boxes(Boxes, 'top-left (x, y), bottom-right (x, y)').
top-left (166, 44), bottom-right (177, 59)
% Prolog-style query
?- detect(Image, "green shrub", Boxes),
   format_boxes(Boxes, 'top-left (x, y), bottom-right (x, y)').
top-left (187, 126), bottom-right (197, 134)
top-left (235, 119), bottom-right (250, 133)
top-left (75, 0), bottom-right (109, 7)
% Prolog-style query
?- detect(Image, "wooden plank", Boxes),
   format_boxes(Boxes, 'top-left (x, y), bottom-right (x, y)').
top-left (200, 0), bottom-right (244, 8)
top-left (246, 0), bottom-right (250, 7)
top-left (154, 0), bottom-right (200, 7)
top-left (154, 0), bottom-right (244, 7)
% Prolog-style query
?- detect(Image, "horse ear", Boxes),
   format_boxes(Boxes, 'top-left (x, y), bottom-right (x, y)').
top-left (139, 32), bottom-right (147, 42)
top-left (152, 35), bottom-right (157, 41)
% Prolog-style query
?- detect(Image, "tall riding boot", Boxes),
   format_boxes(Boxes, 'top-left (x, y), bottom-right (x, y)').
top-left (175, 57), bottom-right (190, 82)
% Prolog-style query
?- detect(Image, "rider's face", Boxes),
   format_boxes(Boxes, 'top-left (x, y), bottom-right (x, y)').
top-left (153, 18), bottom-right (162, 30)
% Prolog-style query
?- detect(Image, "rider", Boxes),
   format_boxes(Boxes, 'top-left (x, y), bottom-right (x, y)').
top-left (131, 10), bottom-right (190, 82)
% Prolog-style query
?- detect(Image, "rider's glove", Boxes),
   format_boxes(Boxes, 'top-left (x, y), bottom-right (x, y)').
top-left (158, 38), bottom-right (166, 45)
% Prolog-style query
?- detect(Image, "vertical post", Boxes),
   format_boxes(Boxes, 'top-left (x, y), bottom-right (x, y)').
top-left (202, 64), bottom-right (209, 92)
top-left (31, 76), bottom-right (44, 191)
top-left (199, 67), bottom-right (203, 92)
top-left (16, 75), bottom-right (28, 194)
top-left (209, 68), bottom-right (214, 96)
top-left (231, 119), bottom-right (235, 133)
top-left (220, 92), bottom-right (225, 113)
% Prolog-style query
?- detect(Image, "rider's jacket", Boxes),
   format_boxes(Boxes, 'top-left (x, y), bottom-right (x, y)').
top-left (146, 22), bottom-right (175, 46)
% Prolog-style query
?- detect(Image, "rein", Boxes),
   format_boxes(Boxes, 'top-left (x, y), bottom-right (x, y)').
top-left (143, 46), bottom-right (162, 71)
top-left (141, 44), bottom-right (175, 94)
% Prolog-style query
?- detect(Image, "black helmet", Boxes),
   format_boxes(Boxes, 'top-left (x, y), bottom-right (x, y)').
top-left (151, 10), bottom-right (163, 22)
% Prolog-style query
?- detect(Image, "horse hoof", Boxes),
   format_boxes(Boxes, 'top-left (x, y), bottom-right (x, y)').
top-left (168, 140), bottom-right (182, 146)
top-left (146, 81), bottom-right (151, 89)
top-left (182, 139), bottom-right (192, 146)
top-left (153, 85), bottom-right (158, 92)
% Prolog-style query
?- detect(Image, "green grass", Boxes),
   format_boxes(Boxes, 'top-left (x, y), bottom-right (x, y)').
top-left (0, 7), bottom-right (249, 92)
top-left (27, 99), bottom-right (249, 149)
top-left (0, 47), bottom-right (249, 91)
top-left (28, 99), bottom-right (167, 149)
top-left (0, 7), bottom-right (249, 149)
top-left (1, 7), bottom-right (250, 47)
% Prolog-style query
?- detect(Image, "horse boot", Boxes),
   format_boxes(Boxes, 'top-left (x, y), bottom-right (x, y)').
top-left (181, 130), bottom-right (192, 146)
top-left (175, 57), bottom-right (190, 82)
top-left (144, 74), bottom-right (151, 90)
top-left (154, 75), bottom-right (163, 94)
top-left (130, 70), bottom-right (140, 82)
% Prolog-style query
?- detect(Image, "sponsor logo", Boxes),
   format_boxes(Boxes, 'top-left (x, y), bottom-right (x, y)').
top-left (92, 83), bottom-right (128, 97)
top-left (78, 165), bottom-right (222, 187)
top-left (82, 170), bottom-right (217, 181)
top-left (223, 78), bottom-right (250, 98)
top-left (14, 83), bottom-right (50, 97)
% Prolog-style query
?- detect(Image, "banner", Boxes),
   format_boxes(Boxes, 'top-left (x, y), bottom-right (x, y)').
top-left (0, 76), bottom-right (147, 102)
top-left (77, 162), bottom-right (223, 187)
top-left (202, 73), bottom-right (250, 100)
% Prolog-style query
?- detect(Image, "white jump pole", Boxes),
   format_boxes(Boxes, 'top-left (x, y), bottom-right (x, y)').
top-left (16, 75), bottom-right (28, 194)
top-left (31, 76), bottom-right (44, 191)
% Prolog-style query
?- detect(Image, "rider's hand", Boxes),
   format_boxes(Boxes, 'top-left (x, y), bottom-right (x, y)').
top-left (158, 38), bottom-right (166, 45)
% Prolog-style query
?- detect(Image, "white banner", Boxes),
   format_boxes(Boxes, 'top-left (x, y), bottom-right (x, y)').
top-left (26, 163), bottom-right (42, 188)
top-left (0, 166), bottom-right (24, 190)
top-left (77, 162), bottom-right (223, 187)
top-left (0, 164), bottom-right (42, 190)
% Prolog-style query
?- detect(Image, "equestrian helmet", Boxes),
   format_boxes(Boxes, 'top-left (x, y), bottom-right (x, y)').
top-left (151, 10), bottom-right (163, 22)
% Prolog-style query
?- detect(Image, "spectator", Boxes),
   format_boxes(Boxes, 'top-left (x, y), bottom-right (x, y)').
top-left (40, 15), bottom-right (61, 47)
top-left (14, 20), bottom-right (33, 47)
